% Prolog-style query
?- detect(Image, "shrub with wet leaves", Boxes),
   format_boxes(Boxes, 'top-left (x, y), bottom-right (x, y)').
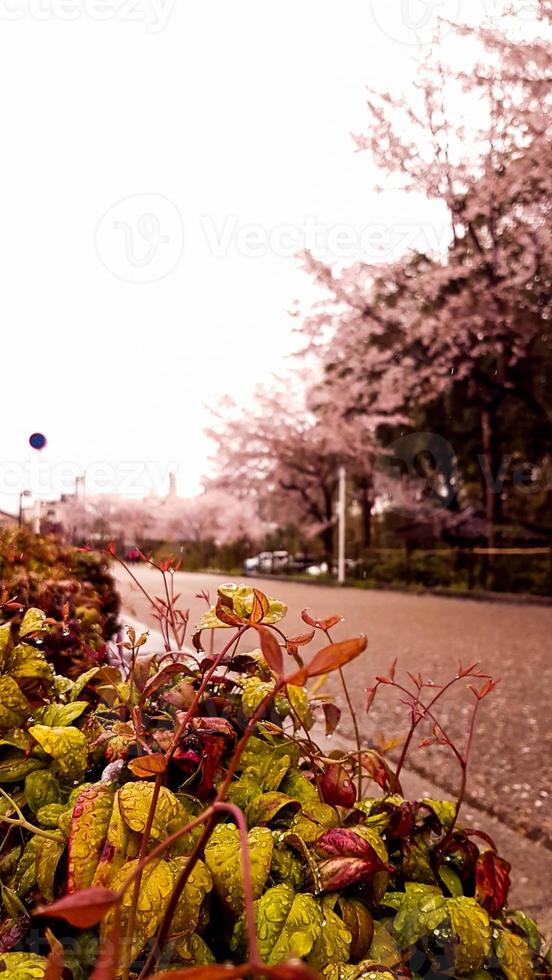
top-left (0, 528), bottom-right (120, 674)
top-left (0, 550), bottom-right (550, 980)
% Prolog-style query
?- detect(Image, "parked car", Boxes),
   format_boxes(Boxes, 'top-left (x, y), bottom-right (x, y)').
top-left (244, 550), bottom-right (325, 576)
top-left (243, 555), bottom-right (260, 575)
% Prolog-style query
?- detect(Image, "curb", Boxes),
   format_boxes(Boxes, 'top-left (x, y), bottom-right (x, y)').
top-left (235, 572), bottom-right (552, 607)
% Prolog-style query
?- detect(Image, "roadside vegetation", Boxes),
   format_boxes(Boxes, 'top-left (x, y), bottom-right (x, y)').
top-left (0, 537), bottom-right (550, 978)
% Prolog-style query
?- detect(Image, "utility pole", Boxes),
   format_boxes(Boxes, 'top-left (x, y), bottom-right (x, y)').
top-left (18, 490), bottom-right (31, 527)
top-left (338, 465), bottom-right (346, 585)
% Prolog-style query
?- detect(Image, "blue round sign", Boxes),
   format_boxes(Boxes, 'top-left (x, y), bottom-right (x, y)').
top-left (29, 433), bottom-right (47, 451)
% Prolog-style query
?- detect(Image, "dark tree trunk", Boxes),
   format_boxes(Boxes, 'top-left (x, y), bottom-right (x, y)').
top-left (319, 485), bottom-right (335, 562)
top-left (320, 523), bottom-right (334, 561)
top-left (360, 489), bottom-right (373, 548)
top-left (481, 407), bottom-right (500, 551)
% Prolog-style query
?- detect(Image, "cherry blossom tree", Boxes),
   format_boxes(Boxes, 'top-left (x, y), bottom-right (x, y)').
top-left (207, 387), bottom-right (345, 558)
top-left (301, 3), bottom-right (552, 548)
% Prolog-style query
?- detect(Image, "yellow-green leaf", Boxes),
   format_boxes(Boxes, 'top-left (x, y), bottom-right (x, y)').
top-left (91, 793), bottom-right (131, 889)
top-left (308, 905), bottom-right (352, 971)
top-left (70, 667), bottom-right (100, 700)
top-left (287, 684), bottom-right (310, 725)
top-left (0, 621), bottom-right (12, 666)
top-left (25, 770), bottom-right (62, 815)
top-left (288, 801), bottom-right (340, 844)
top-left (448, 897), bottom-right (491, 975)
top-left (246, 791), bottom-right (301, 829)
top-left (389, 883), bottom-right (448, 948)
top-left (494, 925), bottom-right (534, 980)
top-left (0, 952), bottom-right (47, 978)
top-left (366, 920), bottom-right (402, 968)
top-left (281, 770), bottom-right (318, 803)
top-left (36, 803), bottom-right (67, 828)
top-left (117, 782), bottom-right (180, 841)
top-left (241, 677), bottom-right (277, 718)
top-left (101, 857), bottom-right (175, 968)
top-left (28, 725), bottom-right (87, 782)
top-left (33, 702), bottom-right (89, 728)
top-left (68, 783), bottom-right (115, 891)
top-left (205, 824), bottom-right (273, 914)
top-left (169, 858), bottom-right (213, 938)
top-left (36, 837), bottom-right (65, 903)
top-left (0, 751), bottom-right (45, 784)
top-left (12, 837), bottom-right (41, 897)
top-left (0, 676), bottom-right (31, 727)
top-left (19, 608), bottom-right (47, 637)
top-left (11, 644), bottom-right (54, 683)
top-left (232, 883), bottom-right (322, 965)
top-left (175, 932), bottom-right (216, 966)
top-left (422, 799), bottom-right (457, 831)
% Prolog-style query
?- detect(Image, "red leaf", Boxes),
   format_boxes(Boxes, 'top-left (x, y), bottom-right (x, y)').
top-left (141, 663), bottom-right (194, 700)
top-left (287, 630), bottom-right (315, 647)
top-left (90, 911), bottom-right (121, 979)
top-left (214, 598), bottom-right (244, 628)
top-left (250, 589), bottom-right (269, 624)
top-left (301, 609), bottom-right (343, 631)
top-left (316, 828), bottom-right (380, 859)
top-left (318, 855), bottom-right (390, 892)
top-left (322, 702), bottom-right (341, 736)
top-left (319, 614), bottom-right (343, 630)
top-left (36, 888), bottom-right (119, 927)
top-left (286, 636), bottom-right (367, 685)
top-left (256, 624), bottom-right (283, 676)
top-left (475, 850), bottom-right (511, 916)
top-left (360, 751), bottom-right (394, 791)
top-left (465, 828), bottom-right (497, 851)
top-left (44, 930), bottom-right (65, 980)
top-left (320, 764), bottom-right (356, 808)
top-left (128, 753), bottom-right (167, 778)
top-left (365, 686), bottom-right (378, 713)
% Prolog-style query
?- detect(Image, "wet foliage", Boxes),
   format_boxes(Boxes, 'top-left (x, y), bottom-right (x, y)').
top-left (0, 545), bottom-right (549, 979)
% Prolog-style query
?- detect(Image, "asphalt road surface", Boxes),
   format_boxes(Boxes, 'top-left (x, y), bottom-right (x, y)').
top-left (114, 567), bottom-right (552, 850)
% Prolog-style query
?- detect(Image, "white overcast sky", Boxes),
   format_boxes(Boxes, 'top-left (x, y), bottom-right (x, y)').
top-left (0, 0), bottom-right (523, 511)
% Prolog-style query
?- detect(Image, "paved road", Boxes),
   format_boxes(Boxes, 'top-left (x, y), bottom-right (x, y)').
top-left (114, 567), bottom-right (552, 850)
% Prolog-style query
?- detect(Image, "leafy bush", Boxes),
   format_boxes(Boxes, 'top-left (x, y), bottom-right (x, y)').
top-left (0, 549), bottom-right (549, 979)
top-left (0, 528), bottom-right (120, 673)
